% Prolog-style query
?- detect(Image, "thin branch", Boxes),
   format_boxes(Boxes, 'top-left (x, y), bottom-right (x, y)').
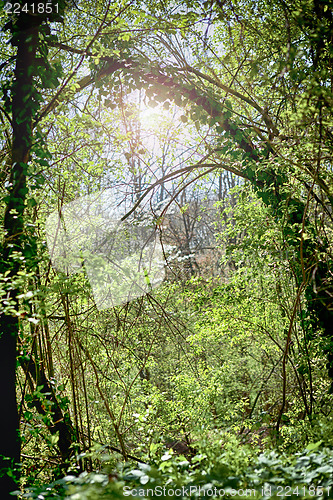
top-left (121, 162), bottom-right (246, 222)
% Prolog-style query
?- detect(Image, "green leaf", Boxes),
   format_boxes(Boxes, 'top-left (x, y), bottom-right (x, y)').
top-left (306, 441), bottom-right (323, 452)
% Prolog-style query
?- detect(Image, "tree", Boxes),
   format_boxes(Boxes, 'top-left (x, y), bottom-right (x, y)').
top-left (0, 2), bottom-right (67, 496)
top-left (0, 10), bottom-right (42, 498)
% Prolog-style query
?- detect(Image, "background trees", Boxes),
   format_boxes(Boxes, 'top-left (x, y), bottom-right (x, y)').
top-left (1, 0), bottom-right (333, 497)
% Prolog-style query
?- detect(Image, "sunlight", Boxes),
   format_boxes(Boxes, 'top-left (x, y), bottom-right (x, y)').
top-left (139, 105), bottom-right (163, 128)
top-left (139, 101), bottom-right (181, 130)
top-left (134, 98), bottom-right (187, 153)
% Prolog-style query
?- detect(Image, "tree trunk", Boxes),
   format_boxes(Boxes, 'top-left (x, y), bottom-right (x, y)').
top-left (0, 12), bottom-right (42, 498)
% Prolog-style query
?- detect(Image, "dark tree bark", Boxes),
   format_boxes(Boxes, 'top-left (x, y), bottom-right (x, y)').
top-left (0, 12), bottom-right (42, 498)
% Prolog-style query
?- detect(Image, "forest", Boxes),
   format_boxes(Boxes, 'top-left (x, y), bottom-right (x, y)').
top-left (0, 0), bottom-right (333, 498)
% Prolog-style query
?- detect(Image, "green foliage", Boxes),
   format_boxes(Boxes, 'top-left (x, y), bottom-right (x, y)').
top-left (15, 440), bottom-right (333, 499)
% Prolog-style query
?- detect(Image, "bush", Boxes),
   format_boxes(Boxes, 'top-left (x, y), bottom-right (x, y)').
top-left (16, 440), bottom-right (333, 499)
